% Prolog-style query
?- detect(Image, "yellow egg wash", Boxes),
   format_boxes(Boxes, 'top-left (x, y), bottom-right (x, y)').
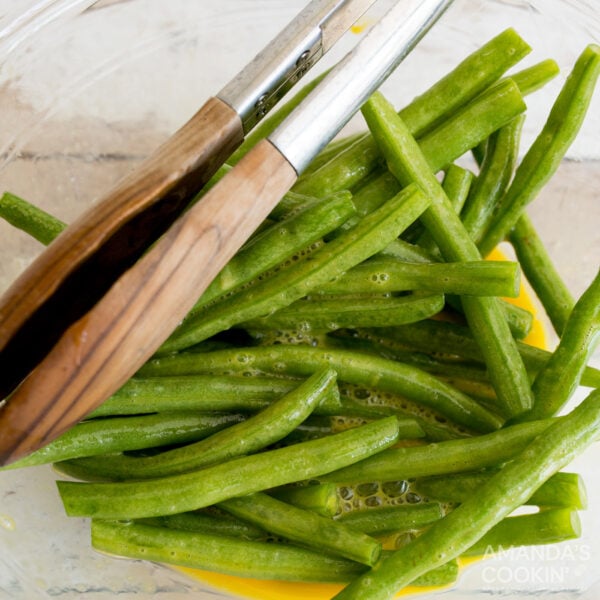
top-left (487, 247), bottom-right (546, 350)
top-left (350, 17), bottom-right (374, 35)
top-left (175, 567), bottom-right (446, 599)
top-left (174, 248), bottom-right (546, 599)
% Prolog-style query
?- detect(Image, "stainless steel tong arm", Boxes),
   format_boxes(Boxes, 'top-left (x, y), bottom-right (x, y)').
top-left (270, 0), bottom-right (452, 174)
top-left (218, 0), bottom-right (377, 133)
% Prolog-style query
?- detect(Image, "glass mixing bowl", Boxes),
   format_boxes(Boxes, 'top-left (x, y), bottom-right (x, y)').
top-left (0, 1), bottom-right (598, 598)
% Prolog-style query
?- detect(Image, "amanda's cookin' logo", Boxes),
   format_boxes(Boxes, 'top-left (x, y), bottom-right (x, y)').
top-left (479, 543), bottom-right (592, 588)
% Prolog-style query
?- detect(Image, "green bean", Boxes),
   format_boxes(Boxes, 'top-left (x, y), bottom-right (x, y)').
top-left (470, 141), bottom-right (486, 167)
top-left (91, 518), bottom-right (367, 582)
top-left (292, 130), bottom-right (381, 198)
top-left (399, 28), bottom-right (530, 139)
top-left (509, 213), bottom-right (575, 335)
top-left (60, 368), bottom-right (339, 481)
top-left (321, 418), bottom-right (554, 484)
top-left (368, 318), bottom-right (495, 362)
top-left (349, 170), bottom-right (401, 217)
top-left (57, 415), bottom-right (400, 519)
top-left (500, 301), bottom-right (534, 340)
top-left (435, 377), bottom-right (498, 408)
top-left (467, 58), bottom-right (558, 166)
top-left (90, 519), bottom-right (457, 586)
top-left (374, 320), bottom-right (493, 363)
top-left (521, 270), bottom-right (600, 421)
top-left (0, 191), bottom-right (66, 244)
top-left (415, 471), bottom-right (587, 510)
top-left (464, 508), bottom-right (581, 557)
top-left (0, 412), bottom-right (244, 470)
top-left (1, 174), bottom-right (293, 255)
top-left (378, 238), bottom-right (437, 263)
top-left (277, 415), bottom-right (367, 444)
top-left (461, 116), bottom-right (524, 246)
top-left (435, 164), bottom-right (475, 209)
top-left (328, 171), bottom-right (401, 237)
top-left (414, 421), bottom-right (470, 442)
top-left (159, 184), bottom-right (430, 353)
top-left (479, 45), bottom-right (600, 257)
top-left (146, 345), bottom-right (503, 428)
top-left (340, 165), bottom-right (468, 253)
top-left (335, 393), bottom-right (474, 442)
top-left (0, 183), bottom-right (313, 259)
top-left (187, 190), bottom-right (356, 314)
top-left (328, 329), bottom-right (491, 385)
top-left (332, 387), bottom-right (600, 600)
top-left (140, 510), bottom-right (266, 540)
top-left (336, 503), bottom-right (443, 535)
top-left (156, 337), bottom-right (238, 354)
top-left (367, 318), bottom-right (600, 388)
top-left (293, 29), bottom-right (530, 198)
top-left (140, 345), bottom-right (504, 432)
top-left (398, 559), bottom-right (458, 588)
top-left (51, 461), bottom-right (108, 482)
top-left (445, 294), bottom-right (533, 340)
top-left (352, 319), bottom-right (600, 387)
top-left (0, 185), bottom-right (327, 256)
top-left (416, 164), bottom-right (474, 253)
top-left (220, 491), bottom-right (381, 566)
top-left (317, 413), bottom-right (424, 438)
top-left (298, 77), bottom-right (525, 202)
top-left (280, 414), bottom-right (427, 446)
top-left (268, 189), bottom-right (322, 220)
top-left (318, 258), bottom-right (519, 297)
top-left (417, 78), bottom-right (525, 173)
top-left (245, 293), bottom-right (445, 332)
top-left (89, 373), bottom-right (341, 418)
top-left (362, 91), bottom-right (532, 420)
top-left (509, 58), bottom-right (560, 95)
top-left (271, 483), bottom-right (340, 517)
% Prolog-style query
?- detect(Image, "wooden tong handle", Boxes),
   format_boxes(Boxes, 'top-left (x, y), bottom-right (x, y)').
top-left (0, 97), bottom-right (243, 399)
top-left (0, 140), bottom-right (297, 465)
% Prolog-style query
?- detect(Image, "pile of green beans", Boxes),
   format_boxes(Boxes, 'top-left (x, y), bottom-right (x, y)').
top-left (1, 29), bottom-right (599, 600)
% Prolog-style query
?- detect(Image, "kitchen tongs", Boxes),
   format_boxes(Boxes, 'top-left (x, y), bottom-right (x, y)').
top-left (0, 0), bottom-right (376, 412)
top-left (0, 0), bottom-right (451, 465)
